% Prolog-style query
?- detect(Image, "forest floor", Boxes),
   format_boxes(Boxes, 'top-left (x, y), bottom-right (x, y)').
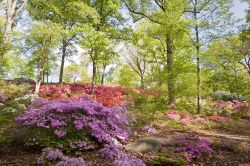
top-left (0, 114), bottom-right (250, 166)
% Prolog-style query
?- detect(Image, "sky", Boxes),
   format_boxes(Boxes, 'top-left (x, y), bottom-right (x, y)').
top-left (232, 0), bottom-right (248, 20)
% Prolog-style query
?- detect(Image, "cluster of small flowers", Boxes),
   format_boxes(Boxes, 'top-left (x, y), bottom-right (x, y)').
top-left (0, 92), bottom-right (8, 103)
top-left (180, 112), bottom-right (192, 124)
top-left (142, 124), bottom-right (157, 134)
top-left (37, 148), bottom-right (86, 166)
top-left (99, 143), bottom-right (146, 166)
top-left (165, 110), bottom-right (206, 124)
top-left (15, 95), bottom-right (130, 147)
top-left (14, 93), bottom-right (36, 102)
top-left (215, 100), bottom-right (249, 112)
top-left (34, 84), bottom-right (125, 107)
top-left (208, 115), bottom-right (232, 122)
top-left (170, 134), bottom-right (213, 161)
top-left (165, 110), bottom-right (181, 120)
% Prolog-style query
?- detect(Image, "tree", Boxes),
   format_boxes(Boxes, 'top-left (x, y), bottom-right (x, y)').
top-left (25, 22), bottom-right (61, 94)
top-left (124, 0), bottom-right (188, 107)
top-left (0, 0), bottom-right (27, 73)
top-left (185, 0), bottom-right (234, 113)
top-left (64, 63), bottom-right (90, 83)
top-left (27, 0), bottom-right (99, 83)
top-left (205, 36), bottom-right (249, 98)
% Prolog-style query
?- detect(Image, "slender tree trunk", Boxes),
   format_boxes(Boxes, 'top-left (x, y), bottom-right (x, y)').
top-left (59, 39), bottom-right (67, 83)
top-left (92, 60), bottom-right (96, 93)
top-left (140, 75), bottom-right (144, 89)
top-left (166, 34), bottom-right (175, 107)
top-left (194, 0), bottom-right (201, 114)
top-left (47, 71), bottom-right (49, 83)
top-left (101, 63), bottom-right (107, 85)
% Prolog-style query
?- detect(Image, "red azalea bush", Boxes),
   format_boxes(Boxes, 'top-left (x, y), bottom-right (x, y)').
top-left (32, 84), bottom-right (125, 107)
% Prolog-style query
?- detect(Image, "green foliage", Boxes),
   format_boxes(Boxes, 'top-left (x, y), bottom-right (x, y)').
top-left (63, 64), bottom-right (91, 83)
top-left (0, 81), bottom-right (30, 100)
top-left (149, 152), bottom-right (188, 166)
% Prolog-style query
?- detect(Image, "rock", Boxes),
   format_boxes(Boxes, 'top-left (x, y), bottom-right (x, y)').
top-left (125, 137), bottom-right (168, 153)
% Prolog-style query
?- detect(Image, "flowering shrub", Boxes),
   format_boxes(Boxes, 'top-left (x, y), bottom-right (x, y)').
top-left (180, 112), bottom-right (191, 124)
top-left (165, 110), bottom-right (181, 121)
top-left (0, 81), bottom-right (30, 100)
top-left (99, 143), bottom-right (124, 160)
top-left (142, 124), bottom-right (157, 134)
top-left (15, 96), bottom-right (130, 150)
top-left (114, 155), bottom-right (146, 166)
top-left (99, 143), bottom-right (146, 166)
top-left (0, 92), bottom-right (8, 103)
top-left (95, 86), bottom-right (124, 107)
top-left (208, 115), bottom-right (232, 122)
top-left (56, 157), bottom-right (86, 166)
top-left (33, 84), bottom-right (125, 107)
top-left (169, 134), bottom-right (213, 161)
top-left (37, 148), bottom-right (86, 166)
top-left (193, 115), bottom-right (206, 124)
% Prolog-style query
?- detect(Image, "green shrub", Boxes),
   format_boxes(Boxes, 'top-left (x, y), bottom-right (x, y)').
top-left (0, 80), bottom-right (30, 100)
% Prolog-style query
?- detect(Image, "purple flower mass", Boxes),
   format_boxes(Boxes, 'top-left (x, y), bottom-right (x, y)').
top-left (15, 96), bottom-right (130, 145)
top-left (171, 134), bottom-right (213, 161)
top-left (99, 143), bottom-right (146, 166)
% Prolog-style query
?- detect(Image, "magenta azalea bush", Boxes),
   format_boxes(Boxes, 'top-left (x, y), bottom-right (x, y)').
top-left (37, 148), bottom-right (86, 166)
top-left (99, 143), bottom-right (146, 166)
top-left (15, 96), bottom-right (130, 150)
top-left (169, 134), bottom-right (213, 162)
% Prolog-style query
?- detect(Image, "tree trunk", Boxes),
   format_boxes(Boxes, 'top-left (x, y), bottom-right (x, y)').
top-left (140, 75), bottom-right (144, 89)
top-left (194, 0), bottom-right (201, 114)
top-left (92, 60), bottom-right (97, 93)
top-left (59, 40), bottom-right (67, 83)
top-left (34, 68), bottom-right (44, 96)
top-left (101, 64), bottom-right (106, 85)
top-left (166, 34), bottom-right (175, 107)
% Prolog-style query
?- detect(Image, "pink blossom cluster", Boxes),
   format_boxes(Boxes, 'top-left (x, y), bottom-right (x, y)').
top-left (208, 115), bottom-right (232, 122)
top-left (165, 110), bottom-right (181, 121)
top-left (165, 110), bottom-right (206, 124)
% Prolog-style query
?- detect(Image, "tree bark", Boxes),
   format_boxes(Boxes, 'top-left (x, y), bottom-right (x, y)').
top-left (101, 64), bottom-right (106, 85)
top-left (194, 0), bottom-right (201, 114)
top-left (166, 34), bottom-right (175, 107)
top-left (92, 60), bottom-right (97, 93)
top-left (34, 68), bottom-right (44, 96)
top-left (59, 39), bottom-right (67, 83)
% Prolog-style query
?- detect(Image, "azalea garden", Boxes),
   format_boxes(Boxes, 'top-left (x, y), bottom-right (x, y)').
top-left (0, 0), bottom-right (250, 166)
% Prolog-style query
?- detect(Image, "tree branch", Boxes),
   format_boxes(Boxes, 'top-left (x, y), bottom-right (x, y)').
top-left (124, 2), bottom-right (162, 24)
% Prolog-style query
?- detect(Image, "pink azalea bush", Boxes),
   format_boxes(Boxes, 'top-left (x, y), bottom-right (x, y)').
top-left (0, 92), bottom-right (8, 103)
top-left (165, 110), bottom-right (181, 120)
top-left (15, 95), bottom-right (130, 150)
top-left (193, 115), bottom-right (206, 124)
top-left (208, 115), bottom-right (232, 122)
top-left (180, 112), bottom-right (192, 124)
